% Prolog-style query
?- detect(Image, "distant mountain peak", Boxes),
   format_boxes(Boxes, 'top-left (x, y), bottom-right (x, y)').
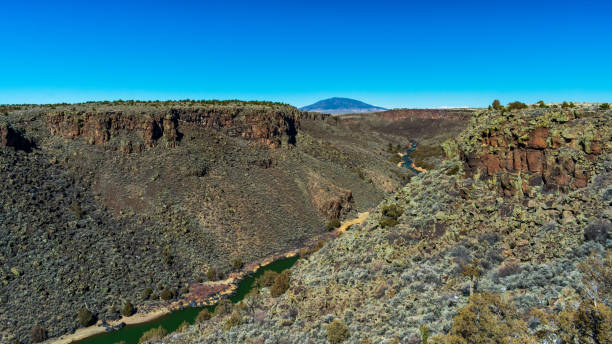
top-left (300, 97), bottom-right (387, 115)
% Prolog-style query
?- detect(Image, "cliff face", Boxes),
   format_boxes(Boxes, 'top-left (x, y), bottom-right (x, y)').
top-left (458, 109), bottom-right (610, 195)
top-left (46, 112), bottom-right (180, 152)
top-left (173, 107), bottom-right (299, 148)
top-left (45, 105), bottom-right (300, 151)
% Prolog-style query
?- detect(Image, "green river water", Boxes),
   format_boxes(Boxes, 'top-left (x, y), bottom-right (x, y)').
top-left (73, 255), bottom-right (299, 344)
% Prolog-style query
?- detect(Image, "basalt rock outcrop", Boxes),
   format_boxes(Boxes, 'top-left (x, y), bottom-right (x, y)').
top-left (46, 111), bottom-right (180, 152)
top-left (458, 108), bottom-right (610, 195)
top-left (45, 103), bottom-right (300, 151)
top-left (173, 106), bottom-right (299, 148)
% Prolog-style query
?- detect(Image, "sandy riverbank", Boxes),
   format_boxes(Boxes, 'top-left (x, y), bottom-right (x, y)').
top-left (46, 307), bottom-right (172, 344)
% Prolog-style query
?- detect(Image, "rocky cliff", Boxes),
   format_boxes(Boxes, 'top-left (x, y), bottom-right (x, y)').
top-left (458, 109), bottom-right (610, 195)
top-left (46, 111), bottom-right (180, 152)
top-left (45, 102), bottom-right (300, 152)
top-left (173, 106), bottom-right (299, 148)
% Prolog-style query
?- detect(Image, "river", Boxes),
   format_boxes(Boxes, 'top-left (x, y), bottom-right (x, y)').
top-left (72, 255), bottom-right (299, 344)
top-left (401, 141), bottom-right (421, 173)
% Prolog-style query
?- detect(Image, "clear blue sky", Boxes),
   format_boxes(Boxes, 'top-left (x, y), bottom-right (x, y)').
top-left (1, 0), bottom-right (611, 108)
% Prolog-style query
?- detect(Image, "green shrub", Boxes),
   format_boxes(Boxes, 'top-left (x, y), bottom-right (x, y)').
top-left (389, 154), bottom-right (402, 165)
top-left (536, 100), bottom-right (548, 108)
top-left (327, 218), bottom-right (341, 231)
top-left (177, 321), bottom-right (190, 332)
top-left (160, 288), bottom-right (174, 301)
top-left (30, 325), bottom-right (47, 343)
top-left (381, 204), bottom-right (403, 219)
top-left (379, 217), bottom-right (399, 228)
top-left (561, 101), bottom-right (576, 109)
top-left (326, 320), bottom-right (349, 344)
top-left (70, 202), bottom-right (84, 218)
top-left (77, 308), bottom-right (96, 327)
top-left (142, 287), bottom-right (153, 300)
top-left (420, 325), bottom-right (430, 344)
top-left (196, 309), bottom-right (211, 322)
top-left (121, 301), bottom-right (135, 317)
top-left (386, 142), bottom-right (402, 153)
top-left (224, 311), bottom-right (242, 330)
top-left (600, 103), bottom-right (610, 110)
top-left (379, 204), bottom-right (403, 228)
top-left (256, 270), bottom-right (279, 287)
top-left (507, 101), bottom-right (528, 111)
top-left (445, 165), bottom-right (460, 176)
top-left (231, 258), bottom-right (244, 270)
top-left (138, 326), bottom-right (167, 344)
top-left (410, 145), bottom-right (444, 170)
top-left (437, 292), bottom-right (530, 343)
top-left (492, 99), bottom-right (503, 110)
top-left (207, 267), bottom-right (216, 281)
top-left (214, 299), bottom-right (233, 317)
top-left (270, 270), bottom-right (290, 297)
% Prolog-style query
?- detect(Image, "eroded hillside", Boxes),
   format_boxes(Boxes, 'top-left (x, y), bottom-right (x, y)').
top-left (159, 105), bottom-right (611, 344)
top-left (0, 101), bottom-right (467, 343)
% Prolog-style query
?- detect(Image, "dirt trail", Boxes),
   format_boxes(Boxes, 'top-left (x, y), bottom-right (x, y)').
top-left (337, 212), bottom-right (369, 233)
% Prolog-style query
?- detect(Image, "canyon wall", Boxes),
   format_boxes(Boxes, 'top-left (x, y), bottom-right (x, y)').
top-left (45, 105), bottom-right (301, 151)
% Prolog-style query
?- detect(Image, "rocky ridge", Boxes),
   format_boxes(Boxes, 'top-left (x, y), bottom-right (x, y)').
top-left (45, 102), bottom-right (300, 152)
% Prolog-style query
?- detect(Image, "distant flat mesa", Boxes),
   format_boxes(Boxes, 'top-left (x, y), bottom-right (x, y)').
top-left (300, 97), bottom-right (387, 114)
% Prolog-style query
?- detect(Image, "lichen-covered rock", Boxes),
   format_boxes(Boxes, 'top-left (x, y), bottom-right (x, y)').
top-left (459, 108), bottom-right (610, 193)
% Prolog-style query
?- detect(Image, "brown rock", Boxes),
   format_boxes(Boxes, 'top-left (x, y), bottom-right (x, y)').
top-left (559, 156), bottom-right (575, 174)
top-left (526, 150), bottom-right (543, 172)
top-left (527, 128), bottom-right (549, 149)
top-left (590, 143), bottom-right (602, 154)
top-left (501, 151), bottom-right (513, 170)
top-left (513, 149), bottom-right (527, 171)
top-left (484, 153), bottom-right (501, 174)
top-left (572, 168), bottom-right (588, 188)
top-left (551, 166), bottom-right (571, 187)
top-left (550, 135), bottom-right (563, 149)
